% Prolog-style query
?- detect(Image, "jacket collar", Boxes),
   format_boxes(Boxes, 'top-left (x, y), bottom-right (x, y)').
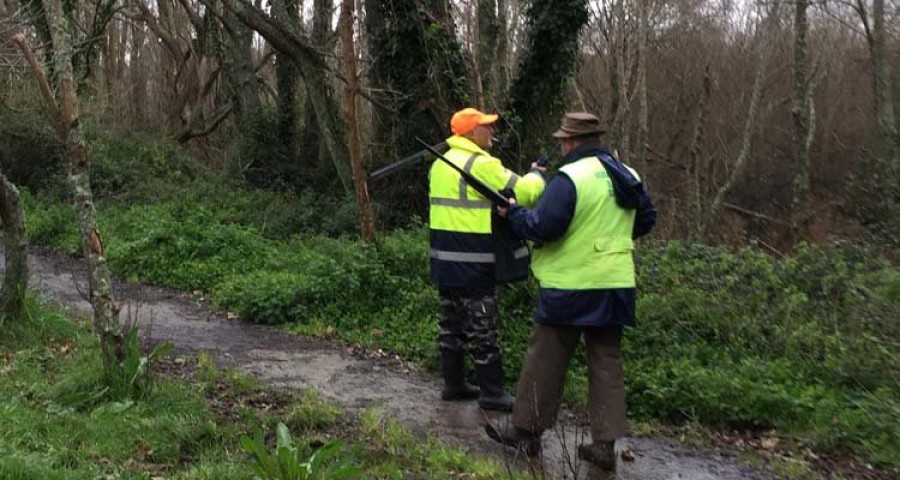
top-left (446, 135), bottom-right (491, 158)
top-left (557, 140), bottom-right (611, 168)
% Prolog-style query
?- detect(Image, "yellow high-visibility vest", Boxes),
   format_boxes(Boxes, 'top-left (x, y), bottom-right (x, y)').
top-left (532, 156), bottom-right (638, 289)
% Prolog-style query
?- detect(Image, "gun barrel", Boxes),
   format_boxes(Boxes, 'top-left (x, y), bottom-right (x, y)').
top-left (368, 142), bottom-right (447, 181)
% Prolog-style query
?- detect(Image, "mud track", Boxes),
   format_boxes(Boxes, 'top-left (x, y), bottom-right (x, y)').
top-left (22, 248), bottom-right (773, 480)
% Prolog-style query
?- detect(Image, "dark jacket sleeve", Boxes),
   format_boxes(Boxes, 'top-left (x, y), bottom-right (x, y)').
top-left (506, 175), bottom-right (576, 243)
top-left (632, 184), bottom-right (657, 239)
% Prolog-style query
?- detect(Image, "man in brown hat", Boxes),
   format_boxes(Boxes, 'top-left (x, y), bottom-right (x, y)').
top-left (484, 112), bottom-right (656, 471)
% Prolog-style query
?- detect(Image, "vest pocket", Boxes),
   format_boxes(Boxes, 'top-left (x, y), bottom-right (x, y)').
top-left (593, 237), bottom-right (634, 254)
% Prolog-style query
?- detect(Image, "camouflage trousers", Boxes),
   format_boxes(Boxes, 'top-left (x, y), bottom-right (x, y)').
top-left (438, 287), bottom-right (501, 366)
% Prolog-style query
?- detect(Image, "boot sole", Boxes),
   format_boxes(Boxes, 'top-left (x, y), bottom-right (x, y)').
top-left (578, 446), bottom-right (616, 471)
top-left (485, 425), bottom-right (541, 456)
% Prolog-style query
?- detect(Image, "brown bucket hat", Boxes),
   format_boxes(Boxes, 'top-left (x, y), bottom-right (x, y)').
top-left (552, 112), bottom-right (606, 138)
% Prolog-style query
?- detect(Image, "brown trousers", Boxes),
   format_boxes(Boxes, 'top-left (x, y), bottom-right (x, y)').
top-left (512, 324), bottom-right (626, 442)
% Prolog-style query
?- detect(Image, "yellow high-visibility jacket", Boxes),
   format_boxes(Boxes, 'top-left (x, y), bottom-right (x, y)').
top-left (429, 135), bottom-right (545, 287)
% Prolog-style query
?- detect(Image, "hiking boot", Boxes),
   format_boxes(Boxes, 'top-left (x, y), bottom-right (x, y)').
top-left (485, 422), bottom-right (541, 456)
top-left (475, 362), bottom-right (514, 411)
top-left (440, 352), bottom-right (480, 401)
top-left (578, 441), bottom-right (616, 471)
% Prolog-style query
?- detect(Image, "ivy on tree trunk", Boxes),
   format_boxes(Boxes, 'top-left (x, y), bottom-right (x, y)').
top-left (508, 0), bottom-right (588, 164)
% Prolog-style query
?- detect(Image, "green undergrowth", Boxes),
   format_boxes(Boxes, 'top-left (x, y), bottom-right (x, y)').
top-left (21, 132), bottom-right (900, 469)
top-left (0, 297), bottom-right (524, 479)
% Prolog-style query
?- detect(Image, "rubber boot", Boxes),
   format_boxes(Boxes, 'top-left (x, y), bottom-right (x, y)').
top-left (440, 352), bottom-right (480, 401)
top-left (578, 441), bottom-right (616, 471)
top-left (485, 421), bottom-right (541, 456)
top-left (475, 362), bottom-right (514, 411)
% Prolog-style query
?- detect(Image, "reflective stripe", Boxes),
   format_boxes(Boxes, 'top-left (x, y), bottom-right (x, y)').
top-left (504, 174), bottom-right (519, 191)
top-left (430, 198), bottom-right (493, 208)
top-left (459, 153), bottom-right (481, 202)
top-left (431, 249), bottom-right (496, 263)
top-left (463, 153), bottom-right (479, 173)
top-left (431, 246), bottom-right (529, 263)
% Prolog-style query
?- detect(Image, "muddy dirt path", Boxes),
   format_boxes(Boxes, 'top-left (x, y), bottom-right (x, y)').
top-left (21, 249), bottom-right (773, 480)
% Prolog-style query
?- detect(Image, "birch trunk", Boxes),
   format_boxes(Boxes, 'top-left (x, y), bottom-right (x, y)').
top-left (339, 0), bottom-right (376, 243)
top-left (44, 0), bottom-right (123, 369)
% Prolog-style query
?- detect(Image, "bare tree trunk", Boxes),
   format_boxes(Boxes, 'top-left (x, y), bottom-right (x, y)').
top-left (274, 0), bottom-right (300, 170)
top-left (611, 0), bottom-right (631, 163)
top-left (305, 0), bottom-right (340, 177)
top-left (23, 0), bottom-right (123, 370)
top-left (0, 175), bottom-right (28, 322)
top-left (474, 0), bottom-right (499, 107)
top-left (221, 8), bottom-right (260, 126)
top-left (469, 0), bottom-right (485, 108)
top-left (634, 0), bottom-right (649, 174)
top-left (704, 5), bottom-right (776, 236)
top-left (131, 20), bottom-right (147, 120)
top-left (868, 0), bottom-right (899, 197)
top-left (790, 0), bottom-right (813, 238)
top-left (104, 18), bottom-right (120, 114)
top-left (685, 65), bottom-right (711, 240)
top-left (339, 0), bottom-right (376, 243)
top-left (495, 0), bottom-right (509, 97)
top-left (364, 0), bottom-right (392, 162)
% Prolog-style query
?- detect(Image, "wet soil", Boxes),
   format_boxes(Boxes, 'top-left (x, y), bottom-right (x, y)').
top-left (20, 248), bottom-right (776, 480)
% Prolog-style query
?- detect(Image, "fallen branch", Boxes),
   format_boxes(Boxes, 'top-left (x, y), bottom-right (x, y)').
top-left (723, 202), bottom-right (791, 227)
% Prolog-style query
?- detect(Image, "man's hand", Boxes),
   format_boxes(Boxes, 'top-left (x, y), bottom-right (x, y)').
top-left (530, 162), bottom-right (548, 174)
top-left (497, 198), bottom-right (517, 217)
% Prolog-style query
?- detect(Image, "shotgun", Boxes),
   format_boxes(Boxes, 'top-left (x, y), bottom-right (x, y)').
top-left (414, 137), bottom-right (510, 207)
top-left (368, 141), bottom-right (447, 181)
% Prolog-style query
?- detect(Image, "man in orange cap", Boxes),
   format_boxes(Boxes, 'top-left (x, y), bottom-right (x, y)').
top-left (429, 107), bottom-right (546, 411)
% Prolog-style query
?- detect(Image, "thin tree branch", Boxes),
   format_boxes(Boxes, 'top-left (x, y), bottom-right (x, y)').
top-left (723, 202), bottom-right (792, 227)
top-left (177, 103), bottom-right (233, 142)
top-left (11, 32), bottom-right (62, 134)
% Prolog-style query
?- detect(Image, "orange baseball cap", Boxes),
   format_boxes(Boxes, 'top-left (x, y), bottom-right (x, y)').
top-left (450, 107), bottom-right (499, 135)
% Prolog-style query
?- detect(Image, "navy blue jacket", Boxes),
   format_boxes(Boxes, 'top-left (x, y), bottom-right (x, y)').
top-left (507, 146), bottom-right (657, 327)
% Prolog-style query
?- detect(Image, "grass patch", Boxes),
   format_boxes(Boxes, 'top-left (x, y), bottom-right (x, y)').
top-left (0, 298), bottom-right (526, 478)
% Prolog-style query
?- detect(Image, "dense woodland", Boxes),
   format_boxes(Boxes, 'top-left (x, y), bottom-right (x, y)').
top-left (1, 0), bottom-right (899, 478)
top-left (1, 0), bottom-right (899, 249)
